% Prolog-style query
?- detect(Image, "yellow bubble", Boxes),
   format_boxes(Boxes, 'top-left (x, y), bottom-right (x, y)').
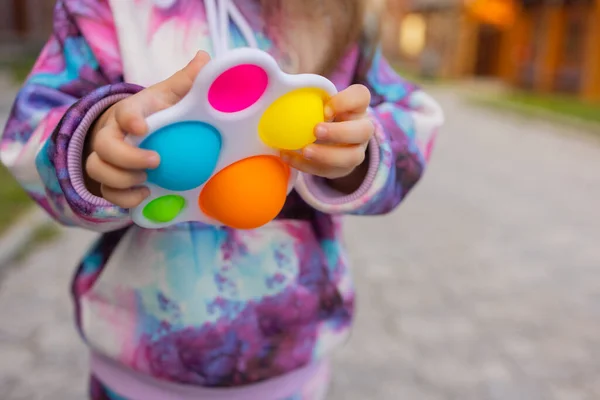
top-left (258, 88), bottom-right (327, 150)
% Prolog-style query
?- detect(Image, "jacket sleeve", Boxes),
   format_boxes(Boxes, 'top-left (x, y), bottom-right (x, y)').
top-left (295, 47), bottom-right (444, 215)
top-left (0, 0), bottom-right (142, 232)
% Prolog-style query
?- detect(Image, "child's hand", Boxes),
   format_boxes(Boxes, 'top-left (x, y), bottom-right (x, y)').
top-left (281, 84), bottom-right (373, 191)
top-left (84, 52), bottom-right (210, 208)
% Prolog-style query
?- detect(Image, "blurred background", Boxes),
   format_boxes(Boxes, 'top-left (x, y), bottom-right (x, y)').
top-left (0, 0), bottom-right (599, 399)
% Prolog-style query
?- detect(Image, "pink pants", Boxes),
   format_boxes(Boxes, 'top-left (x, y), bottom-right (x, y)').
top-left (89, 354), bottom-right (332, 400)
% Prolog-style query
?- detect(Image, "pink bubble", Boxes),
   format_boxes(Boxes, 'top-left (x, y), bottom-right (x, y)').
top-left (208, 64), bottom-right (269, 113)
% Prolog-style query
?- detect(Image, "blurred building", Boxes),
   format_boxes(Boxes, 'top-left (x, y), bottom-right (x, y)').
top-left (387, 0), bottom-right (600, 102)
top-left (509, 0), bottom-right (600, 101)
top-left (0, 0), bottom-right (55, 40)
top-left (0, 0), bottom-right (55, 57)
top-left (1, 0), bottom-right (599, 102)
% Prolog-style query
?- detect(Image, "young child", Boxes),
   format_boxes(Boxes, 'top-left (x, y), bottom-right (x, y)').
top-left (1, 0), bottom-right (443, 399)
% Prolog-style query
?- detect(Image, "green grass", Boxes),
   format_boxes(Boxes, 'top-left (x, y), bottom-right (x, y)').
top-left (5, 56), bottom-right (36, 83)
top-left (0, 56), bottom-right (37, 234)
top-left (0, 166), bottom-right (33, 234)
top-left (0, 168), bottom-right (59, 264)
top-left (473, 90), bottom-right (600, 126)
top-left (393, 65), bottom-right (447, 87)
top-left (394, 66), bottom-right (426, 84)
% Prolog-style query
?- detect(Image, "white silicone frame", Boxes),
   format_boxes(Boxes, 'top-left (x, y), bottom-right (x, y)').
top-left (128, 48), bottom-right (338, 229)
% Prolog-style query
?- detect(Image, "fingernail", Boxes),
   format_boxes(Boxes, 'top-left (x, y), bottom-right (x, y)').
top-left (315, 125), bottom-right (327, 139)
top-left (132, 120), bottom-right (148, 134)
top-left (135, 173), bottom-right (147, 185)
top-left (324, 105), bottom-right (334, 120)
top-left (147, 153), bottom-right (160, 166)
top-left (303, 147), bottom-right (315, 160)
top-left (139, 187), bottom-right (151, 199)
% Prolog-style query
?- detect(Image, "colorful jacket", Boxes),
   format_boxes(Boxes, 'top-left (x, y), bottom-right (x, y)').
top-left (1, 0), bottom-right (443, 391)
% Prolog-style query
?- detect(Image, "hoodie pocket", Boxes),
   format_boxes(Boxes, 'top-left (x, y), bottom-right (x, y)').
top-left (79, 219), bottom-right (354, 387)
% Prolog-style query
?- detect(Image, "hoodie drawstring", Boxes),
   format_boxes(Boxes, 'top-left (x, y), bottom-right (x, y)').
top-left (205, 0), bottom-right (258, 57)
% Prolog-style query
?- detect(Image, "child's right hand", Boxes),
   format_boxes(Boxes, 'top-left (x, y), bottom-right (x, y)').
top-left (85, 51), bottom-right (210, 208)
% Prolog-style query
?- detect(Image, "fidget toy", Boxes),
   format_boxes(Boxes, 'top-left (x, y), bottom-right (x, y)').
top-left (128, 48), bottom-right (338, 229)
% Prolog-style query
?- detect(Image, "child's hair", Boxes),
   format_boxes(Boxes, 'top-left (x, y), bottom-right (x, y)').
top-left (261, 0), bottom-right (379, 77)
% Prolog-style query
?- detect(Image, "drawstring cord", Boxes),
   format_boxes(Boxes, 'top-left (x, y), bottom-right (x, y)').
top-left (205, 0), bottom-right (258, 57)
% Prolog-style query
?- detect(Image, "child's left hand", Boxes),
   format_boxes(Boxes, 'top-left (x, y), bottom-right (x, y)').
top-left (281, 84), bottom-right (373, 183)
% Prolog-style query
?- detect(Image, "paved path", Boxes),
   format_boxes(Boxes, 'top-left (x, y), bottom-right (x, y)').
top-left (1, 87), bottom-right (600, 399)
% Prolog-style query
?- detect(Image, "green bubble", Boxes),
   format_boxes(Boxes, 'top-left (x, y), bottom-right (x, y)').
top-left (143, 195), bottom-right (186, 223)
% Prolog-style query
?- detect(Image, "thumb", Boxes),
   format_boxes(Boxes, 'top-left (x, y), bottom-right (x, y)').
top-left (152, 51), bottom-right (211, 106)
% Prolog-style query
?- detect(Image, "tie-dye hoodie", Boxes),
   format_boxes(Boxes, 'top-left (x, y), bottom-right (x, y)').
top-left (1, 0), bottom-right (443, 395)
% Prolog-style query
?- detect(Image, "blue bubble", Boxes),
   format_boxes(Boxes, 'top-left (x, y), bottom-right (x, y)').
top-left (140, 122), bottom-right (222, 191)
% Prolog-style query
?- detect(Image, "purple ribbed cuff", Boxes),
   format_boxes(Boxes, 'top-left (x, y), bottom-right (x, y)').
top-left (301, 136), bottom-right (380, 206)
top-left (294, 110), bottom-right (393, 215)
top-left (67, 93), bottom-right (133, 206)
top-left (50, 82), bottom-right (143, 226)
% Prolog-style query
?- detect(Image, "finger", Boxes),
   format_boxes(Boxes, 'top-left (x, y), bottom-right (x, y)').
top-left (153, 51), bottom-right (211, 105)
top-left (86, 152), bottom-right (148, 189)
top-left (93, 127), bottom-right (160, 170)
top-left (113, 98), bottom-right (149, 136)
top-left (301, 143), bottom-right (367, 170)
top-left (101, 185), bottom-right (151, 209)
top-left (315, 119), bottom-right (374, 144)
top-left (281, 151), bottom-right (347, 179)
top-left (331, 111), bottom-right (369, 122)
top-left (325, 84), bottom-right (371, 119)
top-left (113, 52), bottom-right (211, 135)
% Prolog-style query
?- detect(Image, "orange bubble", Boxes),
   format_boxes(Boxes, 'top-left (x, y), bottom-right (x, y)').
top-left (199, 156), bottom-right (290, 229)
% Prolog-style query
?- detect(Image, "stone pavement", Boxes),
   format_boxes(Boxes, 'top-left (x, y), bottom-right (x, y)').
top-left (1, 87), bottom-right (600, 400)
